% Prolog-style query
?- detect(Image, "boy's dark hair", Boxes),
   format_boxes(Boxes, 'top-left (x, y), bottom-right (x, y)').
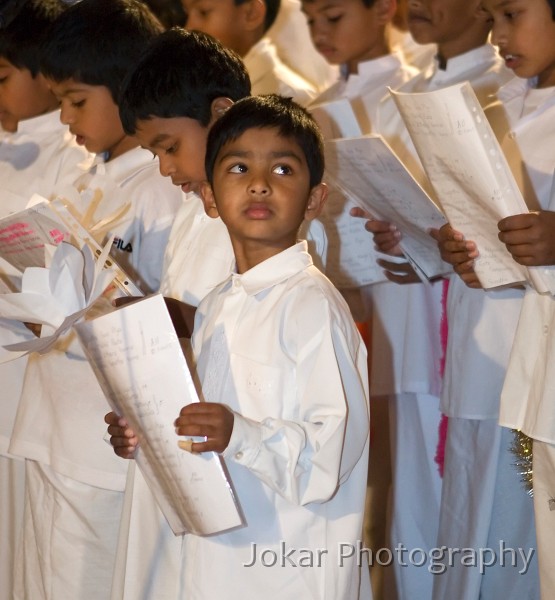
top-left (549, 0), bottom-right (555, 19)
top-left (40, 0), bottom-right (163, 103)
top-left (142, 0), bottom-right (186, 28)
top-left (259, 0), bottom-right (280, 32)
top-left (119, 28), bottom-right (251, 133)
top-left (205, 94), bottom-right (324, 188)
top-left (0, 0), bottom-right (66, 76)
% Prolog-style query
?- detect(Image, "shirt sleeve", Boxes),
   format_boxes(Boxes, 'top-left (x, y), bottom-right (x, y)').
top-left (222, 293), bottom-right (369, 506)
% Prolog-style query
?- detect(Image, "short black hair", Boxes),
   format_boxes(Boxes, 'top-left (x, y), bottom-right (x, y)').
top-left (0, 0), bottom-right (66, 76)
top-left (119, 28), bottom-right (251, 134)
top-left (205, 94), bottom-right (324, 188)
top-left (40, 0), bottom-right (163, 103)
top-left (548, 0), bottom-right (555, 18)
top-left (141, 0), bottom-right (186, 28)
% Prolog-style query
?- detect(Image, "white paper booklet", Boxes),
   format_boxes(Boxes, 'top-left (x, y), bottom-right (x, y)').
top-left (325, 135), bottom-right (451, 281)
top-left (75, 294), bottom-right (245, 536)
top-left (0, 196), bottom-right (141, 296)
top-left (307, 99), bottom-right (389, 288)
top-left (391, 82), bottom-right (554, 292)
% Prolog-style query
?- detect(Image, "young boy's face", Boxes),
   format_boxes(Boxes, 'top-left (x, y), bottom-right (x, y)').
top-left (406, 0), bottom-right (487, 47)
top-left (484, 0), bottom-right (555, 88)
top-left (49, 78), bottom-right (133, 160)
top-left (0, 58), bottom-right (58, 132)
top-left (135, 115), bottom-right (210, 194)
top-left (201, 126), bottom-right (326, 256)
top-left (302, 0), bottom-right (388, 72)
top-left (182, 0), bottom-right (251, 55)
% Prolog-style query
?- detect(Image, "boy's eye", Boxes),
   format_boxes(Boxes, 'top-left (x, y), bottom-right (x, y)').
top-left (71, 99), bottom-right (86, 108)
top-left (273, 164), bottom-right (292, 175)
top-left (165, 143), bottom-right (178, 155)
top-left (326, 13), bottom-right (342, 24)
top-left (229, 163), bottom-right (247, 174)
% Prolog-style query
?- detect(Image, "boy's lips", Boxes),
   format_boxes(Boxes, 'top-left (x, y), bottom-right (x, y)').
top-left (502, 53), bottom-right (520, 69)
top-left (407, 11), bottom-right (431, 25)
top-left (245, 202), bottom-right (272, 219)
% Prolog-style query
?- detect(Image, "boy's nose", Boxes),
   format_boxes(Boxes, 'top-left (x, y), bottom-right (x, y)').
top-left (60, 105), bottom-right (74, 125)
top-left (158, 155), bottom-right (175, 178)
top-left (248, 175), bottom-right (270, 195)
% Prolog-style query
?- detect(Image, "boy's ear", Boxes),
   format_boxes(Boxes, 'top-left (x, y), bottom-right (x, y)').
top-left (304, 182), bottom-right (327, 221)
top-left (209, 97), bottom-right (234, 126)
top-left (199, 181), bottom-right (220, 219)
top-left (242, 0), bottom-right (266, 32)
top-left (375, 0), bottom-right (397, 25)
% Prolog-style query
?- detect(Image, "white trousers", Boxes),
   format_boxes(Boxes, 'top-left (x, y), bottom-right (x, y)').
top-left (386, 392), bottom-right (443, 600)
top-left (13, 461), bottom-right (124, 600)
top-left (433, 419), bottom-right (539, 600)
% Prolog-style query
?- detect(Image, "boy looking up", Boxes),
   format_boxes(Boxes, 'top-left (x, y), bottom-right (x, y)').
top-left (8, 2), bottom-right (182, 599)
top-left (108, 94), bottom-right (371, 600)
top-left (182, 0), bottom-right (317, 104)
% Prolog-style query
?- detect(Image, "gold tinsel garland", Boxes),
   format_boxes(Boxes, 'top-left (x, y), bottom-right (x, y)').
top-left (510, 429), bottom-right (534, 497)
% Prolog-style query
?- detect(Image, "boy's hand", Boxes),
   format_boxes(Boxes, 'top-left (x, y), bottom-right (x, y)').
top-left (104, 411), bottom-right (139, 459)
top-left (350, 206), bottom-right (403, 256)
top-left (377, 258), bottom-right (420, 284)
top-left (498, 211), bottom-right (555, 266)
top-left (175, 403), bottom-right (234, 454)
top-left (430, 225), bottom-right (482, 289)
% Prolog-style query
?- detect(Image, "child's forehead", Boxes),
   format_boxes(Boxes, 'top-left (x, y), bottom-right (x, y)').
top-left (216, 127), bottom-right (305, 158)
top-left (135, 115), bottom-right (208, 145)
top-left (301, 0), bottom-right (355, 11)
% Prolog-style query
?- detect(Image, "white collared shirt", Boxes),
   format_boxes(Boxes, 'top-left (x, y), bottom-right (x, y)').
top-left (244, 37), bottom-right (317, 106)
top-left (185, 241), bottom-right (370, 599)
top-left (9, 146), bottom-right (182, 489)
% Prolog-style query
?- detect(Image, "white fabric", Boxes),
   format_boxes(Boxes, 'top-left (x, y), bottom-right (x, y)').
top-left (386, 392), bottom-right (442, 600)
top-left (243, 37), bottom-right (317, 106)
top-left (371, 43), bottom-right (513, 398)
top-left (389, 27), bottom-right (436, 72)
top-left (311, 51), bottom-right (418, 135)
top-left (13, 462), bottom-right (124, 600)
top-left (9, 149), bottom-right (180, 600)
top-left (495, 81), bottom-right (555, 442)
top-left (0, 111), bottom-right (91, 600)
top-left (532, 440), bottom-right (555, 600)
top-left (10, 147), bottom-right (182, 490)
top-left (433, 421), bottom-right (539, 600)
top-left (266, 0), bottom-right (338, 92)
top-left (183, 241), bottom-right (370, 599)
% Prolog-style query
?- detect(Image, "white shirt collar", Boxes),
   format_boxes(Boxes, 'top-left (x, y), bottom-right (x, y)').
top-left (226, 240), bottom-right (313, 296)
top-left (7, 109), bottom-right (66, 138)
top-left (428, 43), bottom-right (500, 84)
top-left (91, 146), bottom-right (156, 186)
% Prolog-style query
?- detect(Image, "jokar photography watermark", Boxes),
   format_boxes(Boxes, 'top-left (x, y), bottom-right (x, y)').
top-left (243, 541), bottom-right (535, 575)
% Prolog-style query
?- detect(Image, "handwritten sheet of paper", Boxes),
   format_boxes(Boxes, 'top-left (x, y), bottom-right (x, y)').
top-left (310, 98), bottom-right (363, 140)
top-left (390, 82), bottom-right (534, 290)
top-left (75, 294), bottom-right (245, 536)
top-left (325, 135), bottom-right (451, 280)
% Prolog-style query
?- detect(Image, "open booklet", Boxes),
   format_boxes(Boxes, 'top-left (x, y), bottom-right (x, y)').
top-left (75, 293), bottom-right (245, 537)
top-left (0, 195), bottom-right (141, 296)
top-left (324, 135), bottom-right (451, 281)
top-left (310, 98), bottom-right (390, 288)
top-left (391, 81), bottom-right (555, 293)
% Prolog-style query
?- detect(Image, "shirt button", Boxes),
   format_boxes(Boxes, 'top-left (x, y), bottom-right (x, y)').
top-left (235, 451), bottom-right (243, 460)
top-left (508, 131), bottom-right (516, 139)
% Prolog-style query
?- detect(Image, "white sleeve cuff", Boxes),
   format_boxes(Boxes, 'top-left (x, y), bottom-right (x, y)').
top-left (222, 411), bottom-right (262, 466)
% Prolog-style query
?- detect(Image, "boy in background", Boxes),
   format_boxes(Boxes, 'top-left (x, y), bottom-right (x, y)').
top-left (108, 94), bottom-right (371, 600)
top-left (107, 28), bottom-right (251, 599)
top-left (0, 0), bottom-right (92, 595)
top-left (353, 1), bottom-right (517, 598)
top-left (8, 2), bottom-right (182, 598)
top-left (303, 0), bottom-right (416, 133)
top-left (182, 0), bottom-right (317, 104)
top-left (439, 0), bottom-right (555, 596)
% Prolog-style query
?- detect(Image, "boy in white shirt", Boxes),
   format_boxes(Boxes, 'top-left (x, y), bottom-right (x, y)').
top-left (108, 93), bottom-right (371, 600)
top-left (0, 1), bottom-right (92, 596)
top-left (353, 1), bottom-right (521, 598)
top-left (182, 0), bottom-right (317, 104)
top-left (439, 0), bottom-right (555, 597)
top-left (303, 0), bottom-right (417, 133)
top-left (8, 2), bottom-right (182, 598)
